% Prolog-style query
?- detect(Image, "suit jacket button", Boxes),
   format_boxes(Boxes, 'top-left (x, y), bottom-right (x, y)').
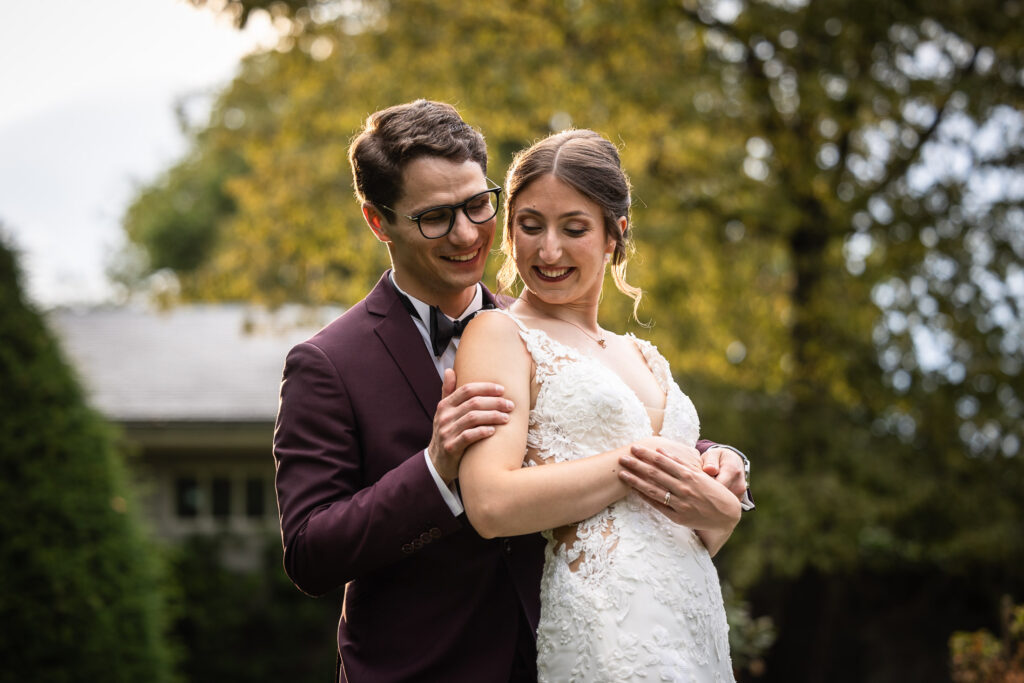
top-left (430, 527), bottom-right (442, 539)
top-left (412, 538), bottom-right (424, 549)
top-left (419, 532), bottom-right (432, 544)
top-left (402, 543), bottom-right (414, 554)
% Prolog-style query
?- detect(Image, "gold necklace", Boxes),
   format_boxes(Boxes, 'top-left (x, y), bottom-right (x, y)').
top-left (518, 299), bottom-right (607, 348)
top-left (562, 318), bottom-right (607, 348)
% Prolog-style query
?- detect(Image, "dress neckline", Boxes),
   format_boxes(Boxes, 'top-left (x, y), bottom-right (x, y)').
top-left (491, 309), bottom-right (670, 429)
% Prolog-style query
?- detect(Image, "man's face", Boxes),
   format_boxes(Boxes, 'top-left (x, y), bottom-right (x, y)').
top-left (380, 156), bottom-right (495, 311)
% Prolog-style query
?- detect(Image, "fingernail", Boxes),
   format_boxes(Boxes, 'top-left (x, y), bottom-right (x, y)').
top-left (505, 400), bottom-right (515, 410)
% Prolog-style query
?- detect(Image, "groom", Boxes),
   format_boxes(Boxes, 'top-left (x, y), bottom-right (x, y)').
top-left (273, 100), bottom-right (750, 682)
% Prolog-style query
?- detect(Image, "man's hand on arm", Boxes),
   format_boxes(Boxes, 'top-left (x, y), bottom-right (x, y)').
top-left (427, 368), bottom-right (514, 484)
top-left (700, 445), bottom-right (754, 511)
top-left (699, 447), bottom-right (747, 500)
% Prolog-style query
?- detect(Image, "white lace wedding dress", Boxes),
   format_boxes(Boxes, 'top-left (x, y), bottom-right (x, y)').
top-left (496, 310), bottom-right (734, 682)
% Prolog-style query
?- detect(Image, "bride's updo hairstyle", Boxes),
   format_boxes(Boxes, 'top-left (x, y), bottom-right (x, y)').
top-left (497, 129), bottom-right (642, 318)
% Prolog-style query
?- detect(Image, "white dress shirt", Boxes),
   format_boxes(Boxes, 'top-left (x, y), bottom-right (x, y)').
top-left (390, 274), bottom-right (484, 515)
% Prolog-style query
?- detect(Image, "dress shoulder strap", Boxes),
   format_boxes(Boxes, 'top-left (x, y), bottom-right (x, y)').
top-left (481, 309), bottom-right (584, 386)
top-left (480, 307), bottom-right (530, 332)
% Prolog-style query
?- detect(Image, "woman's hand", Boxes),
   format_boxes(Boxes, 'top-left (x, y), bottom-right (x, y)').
top-left (617, 440), bottom-right (741, 555)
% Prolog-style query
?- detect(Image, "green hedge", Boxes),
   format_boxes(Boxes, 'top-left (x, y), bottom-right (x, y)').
top-left (0, 237), bottom-right (174, 682)
top-left (167, 534), bottom-right (339, 683)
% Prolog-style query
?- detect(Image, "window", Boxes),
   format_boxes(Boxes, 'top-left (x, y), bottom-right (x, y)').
top-left (176, 477), bottom-right (199, 518)
top-left (212, 478), bottom-right (231, 520)
top-left (246, 477), bottom-right (265, 518)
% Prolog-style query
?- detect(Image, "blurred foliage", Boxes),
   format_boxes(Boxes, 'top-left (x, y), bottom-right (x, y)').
top-left (724, 582), bottom-right (776, 677)
top-left (0, 234), bottom-right (175, 682)
top-left (167, 534), bottom-right (338, 683)
top-left (950, 596), bottom-right (1024, 682)
top-left (121, 0), bottom-right (1024, 678)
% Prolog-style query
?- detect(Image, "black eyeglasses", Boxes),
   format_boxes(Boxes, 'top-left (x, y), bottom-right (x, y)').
top-left (380, 186), bottom-right (502, 239)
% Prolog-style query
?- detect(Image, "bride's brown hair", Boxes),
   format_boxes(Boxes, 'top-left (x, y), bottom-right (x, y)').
top-left (497, 129), bottom-right (642, 319)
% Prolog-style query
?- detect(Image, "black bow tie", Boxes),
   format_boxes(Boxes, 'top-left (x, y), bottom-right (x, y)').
top-left (396, 292), bottom-right (491, 357)
top-left (429, 307), bottom-right (477, 357)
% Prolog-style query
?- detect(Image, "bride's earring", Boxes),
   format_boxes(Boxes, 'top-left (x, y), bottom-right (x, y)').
top-left (604, 252), bottom-right (612, 263)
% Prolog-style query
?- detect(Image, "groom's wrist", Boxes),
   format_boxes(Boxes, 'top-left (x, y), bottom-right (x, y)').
top-left (718, 445), bottom-right (755, 511)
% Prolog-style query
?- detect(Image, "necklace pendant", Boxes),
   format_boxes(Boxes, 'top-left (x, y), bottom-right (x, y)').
top-left (597, 338), bottom-right (607, 348)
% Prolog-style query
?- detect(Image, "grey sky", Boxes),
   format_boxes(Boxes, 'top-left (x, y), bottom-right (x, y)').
top-left (0, 0), bottom-right (275, 307)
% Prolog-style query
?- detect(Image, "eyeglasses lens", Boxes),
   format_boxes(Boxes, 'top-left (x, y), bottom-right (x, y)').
top-left (466, 193), bottom-right (498, 222)
top-left (418, 189), bottom-right (499, 238)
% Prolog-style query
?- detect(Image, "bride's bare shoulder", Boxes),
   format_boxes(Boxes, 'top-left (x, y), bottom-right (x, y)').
top-left (457, 310), bottom-right (532, 382)
top-left (465, 308), bottom-right (521, 335)
top-left (460, 310), bottom-right (530, 358)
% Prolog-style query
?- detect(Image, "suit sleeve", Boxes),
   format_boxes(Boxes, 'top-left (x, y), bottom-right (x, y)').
top-left (273, 341), bottom-right (462, 596)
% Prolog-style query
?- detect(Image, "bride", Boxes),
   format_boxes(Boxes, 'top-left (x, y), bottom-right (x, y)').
top-left (457, 129), bottom-right (740, 682)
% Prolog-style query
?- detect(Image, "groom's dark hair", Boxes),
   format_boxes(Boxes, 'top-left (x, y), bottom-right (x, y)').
top-left (349, 100), bottom-right (488, 221)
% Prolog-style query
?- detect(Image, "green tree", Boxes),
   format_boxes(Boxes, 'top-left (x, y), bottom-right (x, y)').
top-left (0, 233), bottom-right (174, 682)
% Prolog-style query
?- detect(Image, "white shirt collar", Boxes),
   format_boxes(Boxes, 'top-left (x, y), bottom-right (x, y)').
top-left (389, 273), bottom-right (484, 323)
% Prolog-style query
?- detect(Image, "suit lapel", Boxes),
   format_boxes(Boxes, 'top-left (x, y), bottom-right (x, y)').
top-left (367, 274), bottom-right (442, 419)
top-left (366, 272), bottom-right (508, 419)
top-left (484, 285), bottom-right (513, 311)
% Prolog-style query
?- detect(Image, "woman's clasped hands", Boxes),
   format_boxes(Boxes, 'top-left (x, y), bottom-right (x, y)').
top-left (617, 437), bottom-right (742, 556)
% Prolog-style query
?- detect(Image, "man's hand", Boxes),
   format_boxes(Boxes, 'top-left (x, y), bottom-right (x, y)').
top-left (428, 368), bottom-right (513, 484)
top-left (700, 447), bottom-right (748, 502)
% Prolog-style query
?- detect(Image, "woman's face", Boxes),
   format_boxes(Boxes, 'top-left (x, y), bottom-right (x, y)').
top-left (510, 174), bottom-right (620, 308)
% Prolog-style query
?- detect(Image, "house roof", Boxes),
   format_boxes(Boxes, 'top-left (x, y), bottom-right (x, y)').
top-left (49, 303), bottom-right (343, 422)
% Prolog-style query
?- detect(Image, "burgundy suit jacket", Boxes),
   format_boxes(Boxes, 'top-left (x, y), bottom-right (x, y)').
top-left (274, 273), bottom-right (545, 682)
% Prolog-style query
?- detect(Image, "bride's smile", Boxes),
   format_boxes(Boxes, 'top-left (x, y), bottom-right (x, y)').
top-left (533, 266), bottom-right (573, 281)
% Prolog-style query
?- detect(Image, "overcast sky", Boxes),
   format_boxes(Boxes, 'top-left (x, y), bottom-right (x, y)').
top-left (0, 0), bottom-right (276, 307)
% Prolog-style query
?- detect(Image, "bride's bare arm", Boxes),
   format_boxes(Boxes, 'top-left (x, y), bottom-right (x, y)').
top-left (456, 312), bottom-right (632, 539)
